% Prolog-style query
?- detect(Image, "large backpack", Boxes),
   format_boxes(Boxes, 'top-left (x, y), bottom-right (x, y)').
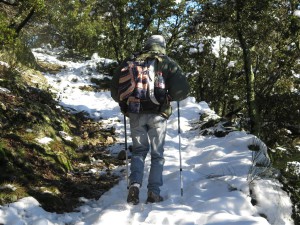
top-left (118, 57), bottom-right (167, 113)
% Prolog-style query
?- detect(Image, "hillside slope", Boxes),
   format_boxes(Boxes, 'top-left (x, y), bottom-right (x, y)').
top-left (0, 54), bottom-right (121, 213)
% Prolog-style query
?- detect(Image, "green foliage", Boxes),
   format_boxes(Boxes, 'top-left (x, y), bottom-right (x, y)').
top-left (0, 0), bottom-right (45, 67)
top-left (188, 0), bottom-right (299, 131)
top-left (0, 14), bottom-right (16, 47)
top-left (42, 0), bottom-right (103, 56)
top-left (90, 0), bottom-right (177, 61)
top-left (26, 0), bottom-right (192, 62)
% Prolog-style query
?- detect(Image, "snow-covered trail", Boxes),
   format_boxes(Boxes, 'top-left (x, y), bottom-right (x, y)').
top-left (0, 48), bottom-right (293, 225)
top-left (69, 100), bottom-right (276, 225)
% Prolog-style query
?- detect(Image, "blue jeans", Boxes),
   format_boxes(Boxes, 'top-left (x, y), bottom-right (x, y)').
top-left (128, 113), bottom-right (167, 195)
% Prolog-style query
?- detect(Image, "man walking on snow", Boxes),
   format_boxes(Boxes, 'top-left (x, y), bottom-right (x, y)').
top-left (110, 35), bottom-right (189, 204)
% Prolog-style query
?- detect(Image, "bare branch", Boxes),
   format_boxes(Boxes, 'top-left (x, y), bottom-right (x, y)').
top-left (15, 7), bottom-right (35, 34)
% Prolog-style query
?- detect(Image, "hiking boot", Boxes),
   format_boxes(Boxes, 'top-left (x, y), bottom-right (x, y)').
top-left (117, 150), bottom-right (126, 160)
top-left (146, 191), bottom-right (163, 203)
top-left (127, 186), bottom-right (139, 205)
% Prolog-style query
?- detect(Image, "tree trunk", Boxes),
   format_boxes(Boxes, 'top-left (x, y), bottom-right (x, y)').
top-left (237, 31), bottom-right (260, 135)
top-left (15, 8), bottom-right (35, 35)
top-left (235, 0), bottom-right (260, 135)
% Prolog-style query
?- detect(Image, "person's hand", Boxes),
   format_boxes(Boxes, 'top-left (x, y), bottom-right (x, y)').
top-left (122, 110), bottom-right (129, 117)
top-left (119, 101), bottom-right (128, 116)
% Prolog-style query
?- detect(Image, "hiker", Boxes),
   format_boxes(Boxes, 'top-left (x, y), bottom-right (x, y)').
top-left (110, 35), bottom-right (189, 204)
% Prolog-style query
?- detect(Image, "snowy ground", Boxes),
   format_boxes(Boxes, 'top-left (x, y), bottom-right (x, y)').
top-left (0, 47), bottom-right (294, 225)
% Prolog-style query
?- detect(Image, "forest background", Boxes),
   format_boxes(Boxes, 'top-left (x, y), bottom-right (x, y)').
top-left (0, 0), bottom-right (299, 222)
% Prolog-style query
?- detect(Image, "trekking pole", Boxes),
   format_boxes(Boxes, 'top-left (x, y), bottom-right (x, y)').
top-left (124, 114), bottom-right (129, 189)
top-left (177, 101), bottom-right (183, 197)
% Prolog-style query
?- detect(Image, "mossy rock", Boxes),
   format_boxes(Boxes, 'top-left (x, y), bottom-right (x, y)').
top-left (36, 61), bottom-right (65, 74)
top-left (56, 152), bottom-right (73, 172)
top-left (29, 190), bottom-right (65, 213)
top-left (0, 182), bottom-right (28, 205)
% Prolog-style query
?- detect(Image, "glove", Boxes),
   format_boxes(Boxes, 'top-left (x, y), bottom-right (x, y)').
top-left (119, 101), bottom-right (129, 117)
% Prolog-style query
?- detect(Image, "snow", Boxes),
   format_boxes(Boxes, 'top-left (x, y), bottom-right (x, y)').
top-left (0, 48), bottom-right (294, 225)
top-left (188, 36), bottom-right (232, 58)
top-left (36, 137), bottom-right (53, 144)
top-left (0, 61), bottom-right (10, 68)
top-left (294, 10), bottom-right (300, 17)
top-left (0, 87), bottom-right (11, 93)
